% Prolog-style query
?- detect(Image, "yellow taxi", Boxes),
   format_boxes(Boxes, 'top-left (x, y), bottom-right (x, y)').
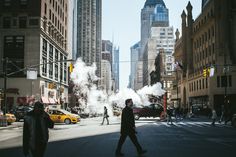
top-left (0, 111), bottom-right (16, 125)
top-left (48, 109), bottom-right (80, 124)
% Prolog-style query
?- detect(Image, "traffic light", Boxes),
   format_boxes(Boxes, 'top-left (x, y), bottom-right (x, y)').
top-left (69, 63), bottom-right (73, 73)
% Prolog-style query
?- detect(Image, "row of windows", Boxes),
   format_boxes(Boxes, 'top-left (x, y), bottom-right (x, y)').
top-left (49, 0), bottom-right (67, 10)
top-left (194, 26), bottom-right (215, 49)
top-left (194, 43), bottom-right (215, 63)
top-left (217, 75), bottom-right (232, 88)
top-left (189, 75), bottom-right (233, 93)
top-left (42, 38), bottom-right (67, 82)
top-left (1, 16), bottom-right (39, 29)
top-left (46, 0), bottom-right (67, 23)
top-left (189, 78), bottom-right (208, 92)
top-left (194, 7), bottom-right (214, 32)
top-left (3, 0), bottom-right (27, 7)
top-left (3, 36), bottom-right (25, 75)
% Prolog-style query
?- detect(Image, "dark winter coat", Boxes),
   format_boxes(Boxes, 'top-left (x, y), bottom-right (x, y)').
top-left (104, 108), bottom-right (109, 118)
top-left (23, 111), bottom-right (54, 155)
top-left (121, 106), bottom-right (135, 135)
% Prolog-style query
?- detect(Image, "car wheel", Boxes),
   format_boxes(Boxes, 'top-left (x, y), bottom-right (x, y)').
top-left (64, 118), bottom-right (71, 124)
top-left (134, 114), bottom-right (140, 120)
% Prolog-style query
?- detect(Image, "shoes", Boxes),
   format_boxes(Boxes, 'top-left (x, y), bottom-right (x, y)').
top-left (115, 151), bottom-right (124, 156)
top-left (138, 150), bottom-right (147, 155)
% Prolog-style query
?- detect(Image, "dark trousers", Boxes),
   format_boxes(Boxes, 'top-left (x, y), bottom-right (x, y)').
top-left (101, 117), bottom-right (109, 125)
top-left (116, 133), bottom-right (142, 153)
top-left (30, 144), bottom-right (46, 157)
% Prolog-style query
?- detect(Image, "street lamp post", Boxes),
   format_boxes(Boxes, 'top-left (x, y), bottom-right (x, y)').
top-left (3, 57), bottom-right (8, 116)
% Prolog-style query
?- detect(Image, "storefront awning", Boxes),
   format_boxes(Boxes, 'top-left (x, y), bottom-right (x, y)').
top-left (41, 96), bottom-right (50, 104)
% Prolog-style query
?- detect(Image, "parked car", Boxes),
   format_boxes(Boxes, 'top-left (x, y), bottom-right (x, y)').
top-left (11, 106), bottom-right (33, 121)
top-left (0, 110), bottom-right (16, 125)
top-left (48, 109), bottom-right (80, 124)
top-left (133, 104), bottom-right (164, 120)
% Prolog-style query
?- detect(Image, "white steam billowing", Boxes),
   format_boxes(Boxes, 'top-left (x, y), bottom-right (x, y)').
top-left (70, 58), bottom-right (165, 115)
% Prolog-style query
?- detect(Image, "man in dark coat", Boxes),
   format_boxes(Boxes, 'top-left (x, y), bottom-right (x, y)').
top-left (115, 99), bottom-right (146, 156)
top-left (101, 106), bottom-right (109, 125)
top-left (23, 101), bottom-right (54, 157)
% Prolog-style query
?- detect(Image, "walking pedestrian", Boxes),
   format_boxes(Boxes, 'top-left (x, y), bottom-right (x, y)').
top-left (167, 106), bottom-right (173, 125)
top-left (219, 105), bottom-right (224, 123)
top-left (115, 99), bottom-right (147, 156)
top-left (23, 101), bottom-right (54, 157)
top-left (101, 106), bottom-right (109, 125)
top-left (211, 108), bottom-right (217, 126)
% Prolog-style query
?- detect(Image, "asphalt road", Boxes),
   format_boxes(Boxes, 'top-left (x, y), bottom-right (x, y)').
top-left (0, 117), bottom-right (236, 157)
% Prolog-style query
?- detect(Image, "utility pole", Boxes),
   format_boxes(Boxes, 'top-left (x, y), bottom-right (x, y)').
top-left (3, 57), bottom-right (8, 116)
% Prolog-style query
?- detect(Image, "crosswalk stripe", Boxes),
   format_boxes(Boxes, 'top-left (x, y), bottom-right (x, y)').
top-left (155, 121), bottom-right (232, 128)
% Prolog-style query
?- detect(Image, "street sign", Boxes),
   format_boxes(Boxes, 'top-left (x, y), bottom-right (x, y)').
top-left (27, 68), bottom-right (38, 80)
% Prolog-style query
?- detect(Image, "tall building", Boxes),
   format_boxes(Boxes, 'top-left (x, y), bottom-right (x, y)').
top-left (101, 40), bottom-right (113, 93)
top-left (101, 60), bottom-right (112, 94)
top-left (102, 40), bottom-right (113, 67)
top-left (129, 42), bottom-right (140, 90)
top-left (173, 0), bottom-right (236, 112)
top-left (141, 0), bottom-right (167, 55)
top-left (76, 0), bottom-right (102, 77)
top-left (113, 47), bottom-right (120, 91)
top-left (0, 0), bottom-right (70, 110)
top-left (139, 0), bottom-right (169, 89)
top-left (72, 0), bottom-right (78, 60)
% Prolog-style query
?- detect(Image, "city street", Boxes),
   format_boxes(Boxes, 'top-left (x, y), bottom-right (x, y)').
top-left (0, 117), bottom-right (236, 157)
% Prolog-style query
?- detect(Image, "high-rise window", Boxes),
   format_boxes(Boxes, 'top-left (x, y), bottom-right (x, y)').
top-left (229, 75), bottom-right (232, 87)
top-left (4, 0), bottom-right (11, 6)
top-left (42, 39), bottom-right (47, 76)
top-left (3, 17), bottom-right (11, 28)
top-left (20, 0), bottom-right (27, 6)
top-left (19, 17), bottom-right (27, 28)
top-left (44, 3), bottom-right (47, 15)
top-left (4, 36), bottom-right (24, 75)
top-left (221, 76), bottom-right (227, 87)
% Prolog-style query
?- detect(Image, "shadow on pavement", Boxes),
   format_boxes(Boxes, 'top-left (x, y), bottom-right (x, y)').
top-left (0, 125), bottom-right (236, 157)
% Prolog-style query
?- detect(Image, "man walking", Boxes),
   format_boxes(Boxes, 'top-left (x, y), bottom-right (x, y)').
top-left (101, 106), bottom-right (109, 125)
top-left (115, 99), bottom-right (146, 156)
top-left (23, 101), bottom-right (54, 157)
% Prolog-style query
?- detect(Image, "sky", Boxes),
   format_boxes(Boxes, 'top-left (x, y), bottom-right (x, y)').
top-left (102, 0), bottom-right (202, 89)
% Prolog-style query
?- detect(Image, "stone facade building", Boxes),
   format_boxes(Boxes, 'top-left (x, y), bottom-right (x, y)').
top-left (173, 0), bottom-right (236, 113)
top-left (0, 0), bottom-right (70, 110)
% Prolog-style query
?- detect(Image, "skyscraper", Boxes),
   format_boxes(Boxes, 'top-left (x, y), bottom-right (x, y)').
top-left (141, 0), bottom-right (167, 54)
top-left (129, 42), bottom-right (140, 89)
top-left (76, 0), bottom-right (102, 77)
top-left (113, 47), bottom-right (120, 91)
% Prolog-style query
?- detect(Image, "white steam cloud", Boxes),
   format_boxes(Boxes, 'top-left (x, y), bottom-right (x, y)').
top-left (70, 58), bottom-right (165, 115)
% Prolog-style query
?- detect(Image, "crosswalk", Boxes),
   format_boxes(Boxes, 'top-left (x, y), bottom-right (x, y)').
top-left (154, 121), bottom-right (233, 128)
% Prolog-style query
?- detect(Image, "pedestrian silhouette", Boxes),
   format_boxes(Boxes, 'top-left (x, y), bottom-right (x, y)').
top-left (115, 99), bottom-right (147, 156)
top-left (211, 108), bottom-right (217, 126)
top-left (166, 106), bottom-right (173, 125)
top-left (219, 105), bottom-right (224, 123)
top-left (23, 101), bottom-right (54, 157)
top-left (101, 106), bottom-right (109, 125)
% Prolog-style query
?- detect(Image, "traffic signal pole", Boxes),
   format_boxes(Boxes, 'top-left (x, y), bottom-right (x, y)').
top-left (3, 58), bottom-right (8, 116)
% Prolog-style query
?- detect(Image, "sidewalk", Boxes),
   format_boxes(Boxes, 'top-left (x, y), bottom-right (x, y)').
top-left (0, 122), bottom-right (23, 130)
